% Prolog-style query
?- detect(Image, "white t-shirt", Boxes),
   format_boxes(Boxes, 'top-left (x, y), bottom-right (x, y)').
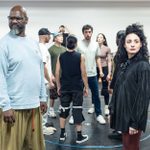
top-left (78, 39), bottom-right (99, 77)
top-left (39, 43), bottom-right (52, 83)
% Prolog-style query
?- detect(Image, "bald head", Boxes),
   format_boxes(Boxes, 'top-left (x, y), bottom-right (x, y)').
top-left (8, 5), bottom-right (28, 36)
top-left (10, 5), bottom-right (28, 20)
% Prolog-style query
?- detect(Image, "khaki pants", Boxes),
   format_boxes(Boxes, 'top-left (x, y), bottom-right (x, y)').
top-left (0, 107), bottom-right (45, 150)
top-left (0, 109), bottom-right (2, 150)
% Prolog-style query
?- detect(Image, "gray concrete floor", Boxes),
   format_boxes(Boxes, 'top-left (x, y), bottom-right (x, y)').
top-left (45, 93), bottom-right (150, 150)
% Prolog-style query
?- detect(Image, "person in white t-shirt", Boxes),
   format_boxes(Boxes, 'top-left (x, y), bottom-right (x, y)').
top-left (38, 28), bottom-right (56, 135)
top-left (77, 24), bottom-right (106, 124)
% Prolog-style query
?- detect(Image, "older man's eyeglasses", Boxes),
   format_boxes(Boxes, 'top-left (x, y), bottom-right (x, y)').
top-left (8, 16), bottom-right (24, 21)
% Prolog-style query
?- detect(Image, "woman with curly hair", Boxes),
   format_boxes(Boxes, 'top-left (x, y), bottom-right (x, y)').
top-left (109, 23), bottom-right (150, 150)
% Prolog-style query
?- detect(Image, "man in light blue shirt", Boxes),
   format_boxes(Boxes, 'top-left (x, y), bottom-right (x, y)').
top-left (0, 5), bottom-right (47, 150)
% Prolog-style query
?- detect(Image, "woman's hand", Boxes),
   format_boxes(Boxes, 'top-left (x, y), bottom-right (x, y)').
top-left (129, 127), bottom-right (139, 135)
top-left (99, 71), bottom-right (104, 78)
top-left (106, 73), bottom-right (111, 81)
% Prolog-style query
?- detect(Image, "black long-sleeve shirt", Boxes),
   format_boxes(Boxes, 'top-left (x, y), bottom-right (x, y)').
top-left (109, 54), bottom-right (150, 133)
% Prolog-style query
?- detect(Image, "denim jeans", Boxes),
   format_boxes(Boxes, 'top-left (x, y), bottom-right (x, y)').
top-left (88, 75), bottom-right (102, 116)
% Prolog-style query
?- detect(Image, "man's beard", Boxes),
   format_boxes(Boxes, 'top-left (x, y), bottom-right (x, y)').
top-left (10, 24), bottom-right (25, 35)
top-left (11, 28), bottom-right (20, 35)
top-left (85, 36), bottom-right (91, 40)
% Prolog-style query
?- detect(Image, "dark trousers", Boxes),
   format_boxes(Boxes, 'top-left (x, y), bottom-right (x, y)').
top-left (122, 131), bottom-right (141, 150)
top-left (97, 67), bottom-right (109, 105)
top-left (88, 76), bottom-right (102, 116)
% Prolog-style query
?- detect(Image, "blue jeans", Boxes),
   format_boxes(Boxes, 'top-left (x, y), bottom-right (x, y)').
top-left (88, 76), bottom-right (102, 116)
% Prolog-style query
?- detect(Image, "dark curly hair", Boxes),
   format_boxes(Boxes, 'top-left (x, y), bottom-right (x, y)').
top-left (115, 23), bottom-right (149, 65)
top-left (116, 30), bottom-right (125, 46)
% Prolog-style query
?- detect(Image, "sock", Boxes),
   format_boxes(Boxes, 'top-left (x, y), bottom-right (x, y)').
top-left (77, 131), bottom-right (82, 139)
top-left (61, 128), bottom-right (65, 135)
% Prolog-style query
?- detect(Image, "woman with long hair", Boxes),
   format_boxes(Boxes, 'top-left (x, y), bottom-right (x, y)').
top-left (109, 23), bottom-right (150, 150)
top-left (96, 33), bottom-right (112, 116)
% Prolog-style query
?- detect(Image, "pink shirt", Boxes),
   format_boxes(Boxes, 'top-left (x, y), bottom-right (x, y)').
top-left (98, 45), bottom-right (111, 67)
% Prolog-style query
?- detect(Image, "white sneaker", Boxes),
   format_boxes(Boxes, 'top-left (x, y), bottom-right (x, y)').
top-left (43, 126), bottom-right (56, 135)
top-left (97, 115), bottom-right (106, 124)
top-left (105, 105), bottom-right (110, 116)
top-left (88, 104), bottom-right (95, 114)
top-left (69, 116), bottom-right (74, 124)
top-left (48, 108), bottom-right (57, 118)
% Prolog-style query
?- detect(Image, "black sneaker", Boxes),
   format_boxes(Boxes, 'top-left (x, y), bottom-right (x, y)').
top-left (108, 131), bottom-right (122, 140)
top-left (45, 122), bottom-right (54, 127)
top-left (59, 132), bottom-right (67, 141)
top-left (76, 135), bottom-right (88, 144)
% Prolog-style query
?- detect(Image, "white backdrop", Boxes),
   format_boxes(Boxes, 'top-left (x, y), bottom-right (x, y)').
top-left (0, 1), bottom-right (150, 52)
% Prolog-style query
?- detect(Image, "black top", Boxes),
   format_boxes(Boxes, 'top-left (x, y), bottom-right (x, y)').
top-left (61, 33), bottom-right (69, 47)
top-left (59, 51), bottom-right (83, 91)
top-left (110, 63), bottom-right (120, 89)
top-left (109, 54), bottom-right (150, 133)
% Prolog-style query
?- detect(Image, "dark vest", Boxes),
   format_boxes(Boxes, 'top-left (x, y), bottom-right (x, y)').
top-left (59, 51), bottom-right (83, 91)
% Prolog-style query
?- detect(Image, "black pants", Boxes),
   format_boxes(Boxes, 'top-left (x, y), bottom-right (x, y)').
top-left (60, 91), bottom-right (84, 124)
top-left (97, 66), bottom-right (110, 105)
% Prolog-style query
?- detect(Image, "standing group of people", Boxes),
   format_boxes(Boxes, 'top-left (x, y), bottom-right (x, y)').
top-left (0, 4), bottom-right (150, 150)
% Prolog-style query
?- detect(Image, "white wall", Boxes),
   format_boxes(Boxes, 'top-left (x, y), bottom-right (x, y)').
top-left (0, 1), bottom-right (150, 52)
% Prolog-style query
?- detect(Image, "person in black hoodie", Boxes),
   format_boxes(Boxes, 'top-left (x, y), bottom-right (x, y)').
top-left (109, 23), bottom-right (150, 150)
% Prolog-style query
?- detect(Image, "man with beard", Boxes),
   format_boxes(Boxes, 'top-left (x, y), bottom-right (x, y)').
top-left (77, 24), bottom-right (106, 125)
top-left (48, 32), bottom-right (66, 118)
top-left (0, 5), bottom-right (47, 150)
top-left (38, 28), bottom-right (57, 135)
